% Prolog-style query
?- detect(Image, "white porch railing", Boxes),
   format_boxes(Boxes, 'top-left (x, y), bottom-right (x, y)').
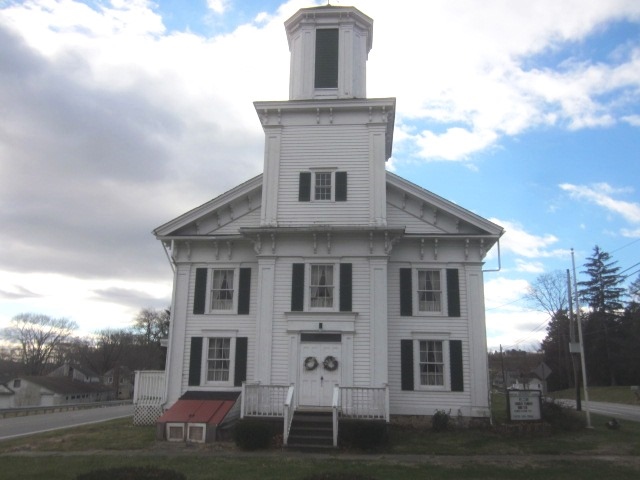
top-left (282, 385), bottom-right (296, 446)
top-left (241, 382), bottom-right (289, 418)
top-left (337, 385), bottom-right (389, 421)
top-left (133, 370), bottom-right (166, 406)
top-left (332, 384), bottom-right (389, 447)
top-left (132, 370), bottom-right (166, 426)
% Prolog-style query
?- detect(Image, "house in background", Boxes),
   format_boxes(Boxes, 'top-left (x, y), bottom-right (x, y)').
top-left (151, 4), bottom-right (503, 445)
top-left (48, 362), bottom-right (101, 383)
top-left (103, 366), bottom-right (135, 400)
top-left (9, 376), bottom-right (115, 407)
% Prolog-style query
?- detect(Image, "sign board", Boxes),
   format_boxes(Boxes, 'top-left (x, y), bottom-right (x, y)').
top-left (507, 389), bottom-right (542, 421)
top-left (532, 362), bottom-right (552, 380)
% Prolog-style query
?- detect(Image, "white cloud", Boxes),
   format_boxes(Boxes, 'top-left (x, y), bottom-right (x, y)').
top-left (206, 0), bottom-right (229, 15)
top-left (490, 218), bottom-right (568, 259)
top-left (560, 183), bottom-right (640, 223)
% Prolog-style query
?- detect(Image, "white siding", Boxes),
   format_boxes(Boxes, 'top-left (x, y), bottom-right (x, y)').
top-left (277, 124), bottom-right (371, 226)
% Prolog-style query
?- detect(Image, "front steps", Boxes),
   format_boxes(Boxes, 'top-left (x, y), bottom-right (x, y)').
top-left (286, 411), bottom-right (335, 451)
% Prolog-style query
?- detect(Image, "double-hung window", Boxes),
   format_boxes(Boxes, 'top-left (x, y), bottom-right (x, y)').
top-left (401, 338), bottom-right (464, 392)
top-left (298, 171), bottom-right (347, 202)
top-left (315, 172), bottom-right (332, 200)
top-left (310, 264), bottom-right (334, 308)
top-left (211, 269), bottom-right (234, 311)
top-left (400, 267), bottom-right (460, 317)
top-left (188, 335), bottom-right (248, 387)
top-left (193, 267), bottom-right (251, 315)
top-left (417, 270), bottom-right (442, 313)
top-left (206, 337), bottom-right (231, 382)
top-left (418, 340), bottom-right (444, 387)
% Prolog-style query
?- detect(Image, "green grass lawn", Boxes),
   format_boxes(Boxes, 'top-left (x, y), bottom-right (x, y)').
top-left (1, 394), bottom-right (639, 479)
top-left (550, 386), bottom-right (640, 405)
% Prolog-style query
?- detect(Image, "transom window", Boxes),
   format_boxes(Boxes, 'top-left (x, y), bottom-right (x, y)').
top-left (310, 264), bottom-right (334, 308)
top-left (211, 269), bottom-right (234, 311)
top-left (419, 340), bottom-right (444, 386)
top-left (315, 172), bottom-right (332, 200)
top-left (206, 337), bottom-right (231, 382)
top-left (418, 270), bottom-right (442, 312)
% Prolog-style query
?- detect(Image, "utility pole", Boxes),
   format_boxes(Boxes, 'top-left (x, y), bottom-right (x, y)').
top-left (567, 269), bottom-right (581, 411)
top-left (571, 248), bottom-right (592, 428)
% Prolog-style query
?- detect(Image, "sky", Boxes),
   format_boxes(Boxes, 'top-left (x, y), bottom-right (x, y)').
top-left (1, 0), bottom-right (639, 353)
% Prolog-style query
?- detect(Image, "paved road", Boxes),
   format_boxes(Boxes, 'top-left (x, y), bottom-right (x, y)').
top-left (556, 399), bottom-right (640, 423)
top-left (0, 404), bottom-right (134, 441)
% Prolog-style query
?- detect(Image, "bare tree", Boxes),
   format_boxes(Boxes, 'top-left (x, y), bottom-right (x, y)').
top-left (133, 308), bottom-right (170, 345)
top-left (1, 313), bottom-right (78, 375)
top-left (524, 270), bottom-right (568, 318)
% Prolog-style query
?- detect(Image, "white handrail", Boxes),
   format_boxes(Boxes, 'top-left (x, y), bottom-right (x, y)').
top-left (283, 385), bottom-right (295, 446)
top-left (332, 384), bottom-right (340, 447)
top-left (338, 385), bottom-right (389, 421)
top-left (242, 383), bottom-right (289, 417)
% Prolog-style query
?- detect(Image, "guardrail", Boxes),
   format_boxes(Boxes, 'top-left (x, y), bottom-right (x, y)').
top-left (0, 400), bottom-right (133, 419)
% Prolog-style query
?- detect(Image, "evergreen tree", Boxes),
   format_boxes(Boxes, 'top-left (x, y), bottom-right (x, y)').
top-left (578, 245), bottom-right (625, 313)
top-left (578, 246), bottom-right (625, 386)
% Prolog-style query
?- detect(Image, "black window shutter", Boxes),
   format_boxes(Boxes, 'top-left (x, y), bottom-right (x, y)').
top-left (446, 269), bottom-right (461, 317)
top-left (400, 268), bottom-right (413, 316)
top-left (450, 340), bottom-right (464, 392)
top-left (335, 172), bottom-right (347, 201)
top-left (238, 268), bottom-right (251, 315)
top-left (291, 263), bottom-right (305, 311)
top-left (299, 172), bottom-right (311, 202)
top-left (193, 268), bottom-right (208, 315)
top-left (400, 339), bottom-right (414, 391)
top-left (315, 28), bottom-right (339, 89)
top-left (234, 337), bottom-right (248, 387)
top-left (188, 337), bottom-right (203, 386)
top-left (339, 263), bottom-right (352, 312)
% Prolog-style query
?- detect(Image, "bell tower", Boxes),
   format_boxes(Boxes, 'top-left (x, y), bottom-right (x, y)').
top-left (285, 5), bottom-right (373, 100)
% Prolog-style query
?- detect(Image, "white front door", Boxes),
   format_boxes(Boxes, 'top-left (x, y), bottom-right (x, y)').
top-left (299, 338), bottom-right (341, 407)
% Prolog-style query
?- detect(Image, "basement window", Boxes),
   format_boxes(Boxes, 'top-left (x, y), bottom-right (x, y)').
top-left (166, 423), bottom-right (185, 442)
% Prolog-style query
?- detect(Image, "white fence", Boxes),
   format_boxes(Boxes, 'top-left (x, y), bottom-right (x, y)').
top-left (241, 383), bottom-right (289, 418)
top-left (133, 370), bottom-right (166, 426)
top-left (336, 385), bottom-right (389, 421)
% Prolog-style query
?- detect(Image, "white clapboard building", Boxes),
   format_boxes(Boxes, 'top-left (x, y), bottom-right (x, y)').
top-left (152, 4), bottom-right (503, 444)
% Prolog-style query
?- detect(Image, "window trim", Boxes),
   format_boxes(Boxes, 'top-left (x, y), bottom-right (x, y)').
top-left (201, 335), bottom-right (237, 387)
top-left (306, 262), bottom-right (339, 312)
top-left (311, 169), bottom-right (337, 202)
top-left (413, 339), bottom-right (450, 391)
top-left (208, 268), bottom-right (238, 313)
top-left (415, 268), bottom-right (444, 315)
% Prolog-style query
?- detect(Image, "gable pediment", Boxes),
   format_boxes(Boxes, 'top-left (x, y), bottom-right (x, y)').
top-left (153, 175), bottom-right (262, 238)
top-left (386, 172), bottom-right (503, 238)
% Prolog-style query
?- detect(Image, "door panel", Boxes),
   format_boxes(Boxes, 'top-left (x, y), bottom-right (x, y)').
top-left (299, 342), bottom-right (341, 407)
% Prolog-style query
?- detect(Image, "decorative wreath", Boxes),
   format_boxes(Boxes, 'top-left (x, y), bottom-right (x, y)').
top-left (304, 356), bottom-right (319, 371)
top-left (323, 355), bottom-right (339, 371)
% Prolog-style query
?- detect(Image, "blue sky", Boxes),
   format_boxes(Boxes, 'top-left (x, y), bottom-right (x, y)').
top-left (0, 0), bottom-right (639, 352)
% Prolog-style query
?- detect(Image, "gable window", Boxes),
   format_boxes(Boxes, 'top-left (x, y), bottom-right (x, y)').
top-left (310, 264), bottom-right (334, 308)
top-left (401, 338), bottom-right (464, 392)
top-left (207, 337), bottom-right (231, 382)
top-left (315, 172), bottom-right (332, 200)
top-left (418, 270), bottom-right (441, 312)
top-left (400, 268), bottom-right (460, 317)
top-left (299, 171), bottom-right (347, 202)
top-left (193, 267), bottom-right (251, 315)
top-left (211, 269), bottom-right (234, 311)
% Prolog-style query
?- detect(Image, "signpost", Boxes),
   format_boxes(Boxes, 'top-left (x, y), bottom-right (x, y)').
top-left (507, 389), bottom-right (542, 421)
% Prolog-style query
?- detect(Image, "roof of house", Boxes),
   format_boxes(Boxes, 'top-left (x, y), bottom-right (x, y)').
top-left (18, 376), bottom-right (114, 395)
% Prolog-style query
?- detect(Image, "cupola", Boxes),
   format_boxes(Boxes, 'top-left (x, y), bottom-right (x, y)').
top-left (285, 5), bottom-right (373, 100)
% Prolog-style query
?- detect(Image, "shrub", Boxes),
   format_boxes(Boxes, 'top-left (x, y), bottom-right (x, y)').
top-left (234, 418), bottom-right (274, 450)
top-left (431, 409), bottom-right (451, 432)
top-left (541, 399), bottom-right (585, 432)
top-left (76, 466), bottom-right (185, 480)
top-left (339, 421), bottom-right (388, 450)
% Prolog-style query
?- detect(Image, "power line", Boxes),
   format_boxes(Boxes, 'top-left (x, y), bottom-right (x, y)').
top-left (611, 238), bottom-right (640, 254)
